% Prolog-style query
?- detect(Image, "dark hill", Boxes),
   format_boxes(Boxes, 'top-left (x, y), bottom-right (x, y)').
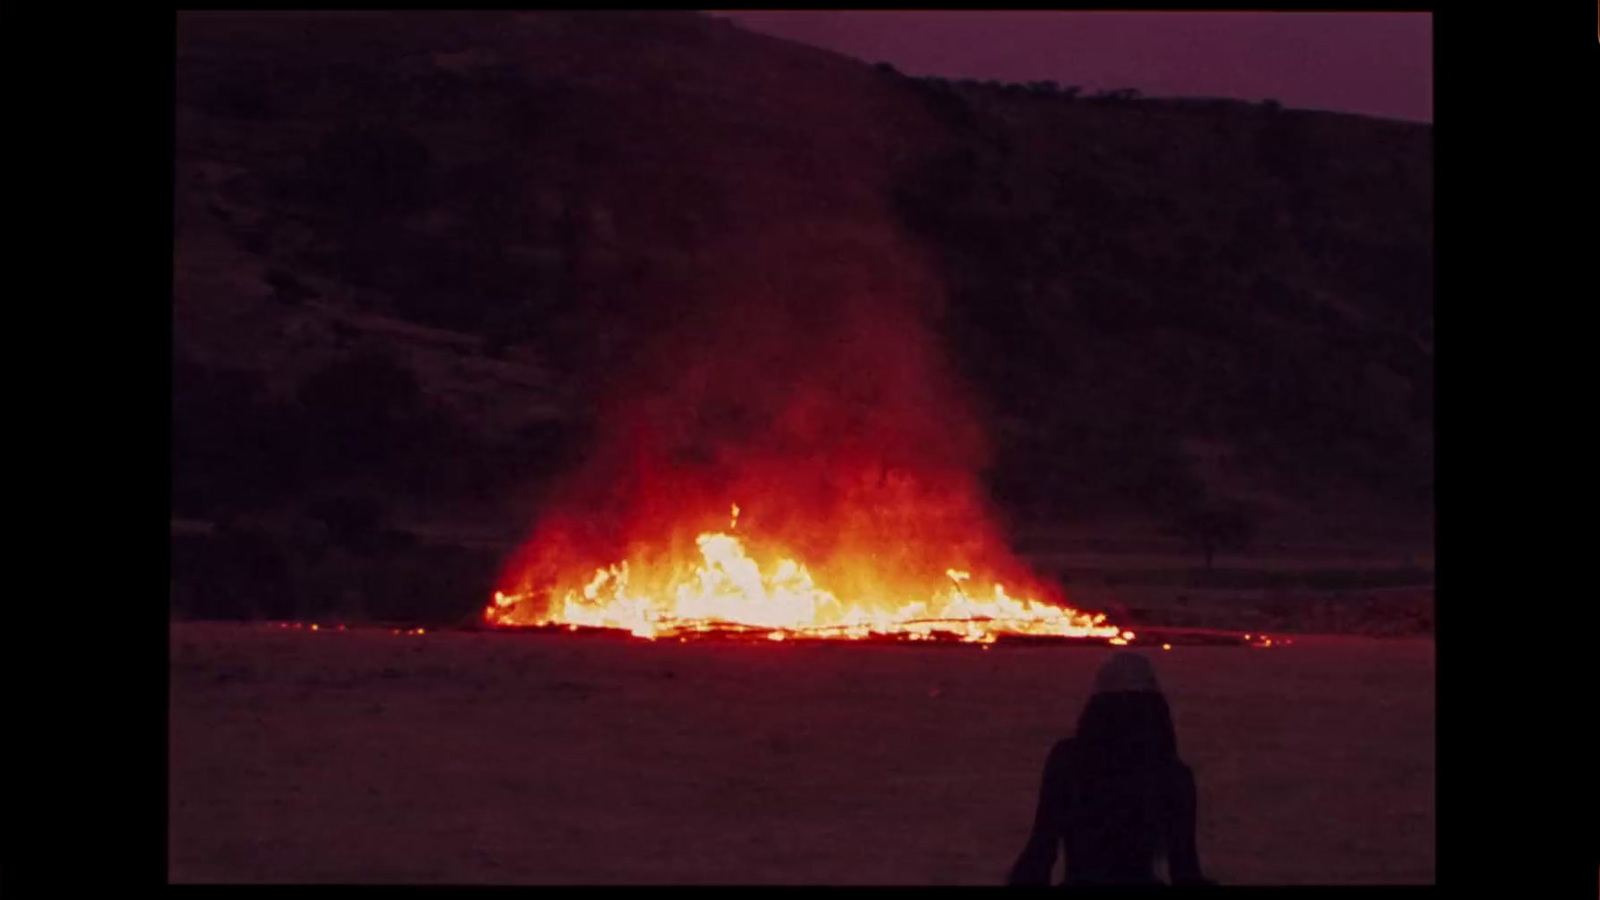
top-left (173, 11), bottom-right (1431, 623)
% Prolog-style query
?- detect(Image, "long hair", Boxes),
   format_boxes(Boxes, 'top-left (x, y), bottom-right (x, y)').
top-left (1062, 665), bottom-right (1185, 876)
top-left (1074, 690), bottom-right (1179, 770)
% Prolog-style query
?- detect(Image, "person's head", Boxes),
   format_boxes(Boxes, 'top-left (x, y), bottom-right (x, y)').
top-left (1075, 652), bottom-right (1178, 765)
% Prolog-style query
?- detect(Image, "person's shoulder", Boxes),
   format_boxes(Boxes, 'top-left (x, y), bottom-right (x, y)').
top-left (1046, 737), bottom-right (1079, 766)
top-left (1170, 759), bottom-right (1198, 789)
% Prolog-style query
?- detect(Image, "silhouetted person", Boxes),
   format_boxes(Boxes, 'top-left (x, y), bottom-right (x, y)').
top-left (1008, 652), bottom-right (1213, 886)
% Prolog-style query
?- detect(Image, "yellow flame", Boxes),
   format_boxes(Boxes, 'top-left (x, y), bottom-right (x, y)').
top-left (494, 528), bottom-right (1122, 643)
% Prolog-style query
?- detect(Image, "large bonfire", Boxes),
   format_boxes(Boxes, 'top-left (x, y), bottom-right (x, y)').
top-left (488, 225), bottom-right (1128, 645)
top-left (489, 500), bottom-right (1127, 644)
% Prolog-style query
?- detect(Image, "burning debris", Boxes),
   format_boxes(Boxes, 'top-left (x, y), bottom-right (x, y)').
top-left (256, 615), bottom-right (1278, 647)
top-left (487, 506), bottom-right (1124, 643)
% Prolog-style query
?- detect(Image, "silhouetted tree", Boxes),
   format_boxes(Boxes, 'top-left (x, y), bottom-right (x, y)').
top-left (172, 524), bottom-right (294, 620)
top-left (1169, 502), bottom-right (1258, 570)
top-left (265, 268), bottom-right (317, 306)
top-left (294, 352), bottom-right (425, 482)
top-left (172, 357), bottom-right (304, 517)
top-left (306, 493), bottom-right (385, 555)
top-left (1256, 112), bottom-right (1310, 183)
top-left (303, 125), bottom-right (437, 217)
top-left (204, 67), bottom-right (277, 120)
top-left (1090, 88), bottom-right (1140, 103)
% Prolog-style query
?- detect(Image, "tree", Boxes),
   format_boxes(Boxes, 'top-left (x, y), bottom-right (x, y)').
top-left (305, 493), bottom-right (385, 555)
top-left (172, 357), bottom-right (304, 518)
top-left (204, 66), bottom-right (277, 120)
top-left (1091, 87), bottom-right (1143, 103)
top-left (265, 268), bottom-right (317, 306)
top-left (302, 125), bottom-right (437, 218)
top-left (294, 352), bottom-right (425, 482)
top-left (1256, 111), bottom-right (1310, 183)
top-left (1170, 501), bottom-right (1258, 570)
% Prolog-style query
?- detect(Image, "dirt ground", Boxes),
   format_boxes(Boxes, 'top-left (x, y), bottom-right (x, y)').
top-left (169, 623), bottom-right (1434, 884)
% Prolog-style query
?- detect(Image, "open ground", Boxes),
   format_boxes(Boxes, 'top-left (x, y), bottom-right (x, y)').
top-left (169, 622), bottom-right (1433, 884)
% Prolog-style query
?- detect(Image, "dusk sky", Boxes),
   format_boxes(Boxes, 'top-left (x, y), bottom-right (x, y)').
top-left (713, 11), bottom-right (1432, 124)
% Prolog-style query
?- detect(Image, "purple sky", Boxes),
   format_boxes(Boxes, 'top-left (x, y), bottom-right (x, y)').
top-left (712, 11), bottom-right (1432, 123)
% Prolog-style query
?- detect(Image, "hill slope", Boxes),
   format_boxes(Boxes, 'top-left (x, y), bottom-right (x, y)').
top-left (172, 11), bottom-right (1432, 621)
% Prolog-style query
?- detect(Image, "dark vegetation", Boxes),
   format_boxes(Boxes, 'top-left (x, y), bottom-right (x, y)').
top-left (1164, 501), bottom-right (1260, 571)
top-left (891, 75), bottom-right (1432, 536)
top-left (174, 13), bottom-right (1431, 625)
top-left (171, 351), bottom-right (582, 624)
top-left (170, 526), bottom-right (500, 625)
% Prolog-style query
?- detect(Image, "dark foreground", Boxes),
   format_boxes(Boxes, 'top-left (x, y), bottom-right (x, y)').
top-left (169, 623), bottom-right (1433, 884)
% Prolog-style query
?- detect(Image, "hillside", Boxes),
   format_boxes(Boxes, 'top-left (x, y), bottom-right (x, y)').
top-left (172, 11), bottom-right (1432, 624)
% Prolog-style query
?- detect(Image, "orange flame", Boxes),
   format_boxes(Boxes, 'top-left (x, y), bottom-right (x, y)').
top-left (491, 505), bottom-right (1124, 643)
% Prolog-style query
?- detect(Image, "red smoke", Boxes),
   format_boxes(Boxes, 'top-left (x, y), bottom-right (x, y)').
top-left (497, 220), bottom-right (1063, 620)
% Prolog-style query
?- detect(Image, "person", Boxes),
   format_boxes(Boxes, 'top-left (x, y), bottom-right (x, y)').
top-left (1007, 652), bottom-right (1214, 886)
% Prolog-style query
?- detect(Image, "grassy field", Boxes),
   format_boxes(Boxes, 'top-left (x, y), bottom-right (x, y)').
top-left (169, 622), bottom-right (1434, 884)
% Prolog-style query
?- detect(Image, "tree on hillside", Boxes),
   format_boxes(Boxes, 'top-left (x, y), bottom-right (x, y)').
top-left (1169, 501), bottom-right (1258, 571)
top-left (204, 66), bottom-right (279, 120)
top-left (305, 493), bottom-right (385, 555)
top-left (172, 357), bottom-right (304, 518)
top-left (1092, 88), bottom-right (1143, 104)
top-left (303, 124), bottom-right (437, 218)
top-left (294, 352), bottom-right (426, 482)
top-left (1255, 112), bottom-right (1310, 184)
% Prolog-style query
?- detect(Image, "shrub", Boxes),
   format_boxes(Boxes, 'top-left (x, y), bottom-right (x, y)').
top-left (172, 357), bottom-right (304, 518)
top-left (1166, 501), bottom-right (1259, 570)
top-left (203, 67), bottom-right (278, 120)
top-left (293, 352), bottom-right (425, 483)
top-left (302, 125), bottom-right (438, 217)
top-left (305, 493), bottom-right (386, 555)
top-left (170, 527), bottom-right (294, 621)
top-left (265, 268), bottom-right (317, 306)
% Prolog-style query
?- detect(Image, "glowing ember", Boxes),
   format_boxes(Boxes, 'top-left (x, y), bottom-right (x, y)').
top-left (489, 506), bottom-right (1124, 644)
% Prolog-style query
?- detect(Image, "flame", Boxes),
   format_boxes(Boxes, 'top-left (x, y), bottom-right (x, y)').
top-left (480, 226), bottom-right (1135, 647)
top-left (490, 505), bottom-right (1124, 644)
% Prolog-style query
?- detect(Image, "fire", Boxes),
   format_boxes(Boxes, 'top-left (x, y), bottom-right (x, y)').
top-left (485, 227), bottom-right (1130, 646)
top-left (490, 505), bottom-right (1123, 644)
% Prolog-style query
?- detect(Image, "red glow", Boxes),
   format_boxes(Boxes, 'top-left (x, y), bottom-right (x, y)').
top-left (492, 227), bottom-right (1122, 643)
